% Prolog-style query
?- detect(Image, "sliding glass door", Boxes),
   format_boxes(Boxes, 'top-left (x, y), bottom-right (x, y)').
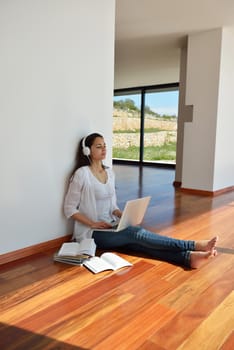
top-left (113, 84), bottom-right (178, 164)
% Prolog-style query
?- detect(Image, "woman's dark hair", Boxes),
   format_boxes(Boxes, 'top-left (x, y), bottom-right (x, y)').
top-left (70, 132), bottom-right (104, 177)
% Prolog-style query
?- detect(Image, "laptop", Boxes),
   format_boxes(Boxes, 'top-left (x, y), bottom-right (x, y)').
top-left (96, 196), bottom-right (151, 232)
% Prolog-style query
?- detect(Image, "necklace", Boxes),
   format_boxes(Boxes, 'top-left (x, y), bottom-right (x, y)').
top-left (90, 165), bottom-right (107, 184)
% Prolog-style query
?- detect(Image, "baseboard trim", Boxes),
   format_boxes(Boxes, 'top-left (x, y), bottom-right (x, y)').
top-left (180, 185), bottom-right (234, 197)
top-left (0, 234), bottom-right (72, 266)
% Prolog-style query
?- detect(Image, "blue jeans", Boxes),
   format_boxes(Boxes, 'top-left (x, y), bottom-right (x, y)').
top-left (92, 226), bottom-right (195, 268)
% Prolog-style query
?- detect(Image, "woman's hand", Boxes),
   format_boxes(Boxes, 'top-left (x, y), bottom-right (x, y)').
top-left (112, 209), bottom-right (122, 218)
top-left (72, 213), bottom-right (112, 229)
top-left (91, 221), bottom-right (113, 229)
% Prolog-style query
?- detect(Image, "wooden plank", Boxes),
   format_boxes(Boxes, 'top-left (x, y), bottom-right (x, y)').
top-left (0, 261), bottom-right (153, 324)
top-left (61, 295), bottom-right (174, 349)
top-left (220, 331), bottom-right (234, 350)
top-left (149, 266), bottom-right (234, 349)
top-left (176, 291), bottom-right (234, 350)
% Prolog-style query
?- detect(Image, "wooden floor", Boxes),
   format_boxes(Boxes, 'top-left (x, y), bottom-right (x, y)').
top-left (0, 164), bottom-right (234, 350)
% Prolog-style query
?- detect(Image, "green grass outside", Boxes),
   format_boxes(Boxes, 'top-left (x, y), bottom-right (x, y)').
top-left (113, 128), bottom-right (174, 133)
top-left (113, 142), bottom-right (176, 161)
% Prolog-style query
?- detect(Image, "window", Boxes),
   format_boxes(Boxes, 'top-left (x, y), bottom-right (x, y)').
top-left (113, 83), bottom-right (179, 165)
top-left (113, 91), bottom-right (141, 161)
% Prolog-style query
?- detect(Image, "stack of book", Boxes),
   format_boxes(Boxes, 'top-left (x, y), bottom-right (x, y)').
top-left (54, 238), bottom-right (133, 274)
top-left (53, 238), bottom-right (96, 265)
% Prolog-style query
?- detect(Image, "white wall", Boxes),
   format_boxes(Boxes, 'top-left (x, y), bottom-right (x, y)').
top-left (182, 27), bottom-right (234, 191)
top-left (182, 29), bottom-right (222, 191)
top-left (0, 0), bottom-right (115, 254)
top-left (114, 40), bottom-right (180, 88)
top-left (214, 27), bottom-right (234, 190)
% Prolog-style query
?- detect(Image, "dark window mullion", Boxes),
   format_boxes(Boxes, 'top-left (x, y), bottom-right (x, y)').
top-left (139, 90), bottom-right (145, 163)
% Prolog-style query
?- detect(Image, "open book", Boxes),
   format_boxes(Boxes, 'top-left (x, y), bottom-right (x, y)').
top-left (53, 238), bottom-right (96, 265)
top-left (83, 252), bottom-right (132, 274)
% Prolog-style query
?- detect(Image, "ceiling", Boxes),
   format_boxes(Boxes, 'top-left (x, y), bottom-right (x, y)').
top-left (115, 0), bottom-right (234, 50)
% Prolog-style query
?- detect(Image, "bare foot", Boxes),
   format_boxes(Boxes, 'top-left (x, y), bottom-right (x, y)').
top-left (195, 236), bottom-right (218, 252)
top-left (190, 248), bottom-right (217, 269)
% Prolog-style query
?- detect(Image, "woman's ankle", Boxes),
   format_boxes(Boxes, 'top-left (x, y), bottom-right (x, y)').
top-left (190, 249), bottom-right (217, 269)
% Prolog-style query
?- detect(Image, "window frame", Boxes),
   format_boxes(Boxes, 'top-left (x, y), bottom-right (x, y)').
top-left (113, 82), bottom-right (179, 168)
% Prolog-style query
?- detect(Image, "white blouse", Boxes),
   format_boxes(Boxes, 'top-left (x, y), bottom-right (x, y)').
top-left (64, 166), bottom-right (119, 241)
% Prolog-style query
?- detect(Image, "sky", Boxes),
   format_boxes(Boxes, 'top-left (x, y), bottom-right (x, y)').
top-left (114, 90), bottom-right (179, 116)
